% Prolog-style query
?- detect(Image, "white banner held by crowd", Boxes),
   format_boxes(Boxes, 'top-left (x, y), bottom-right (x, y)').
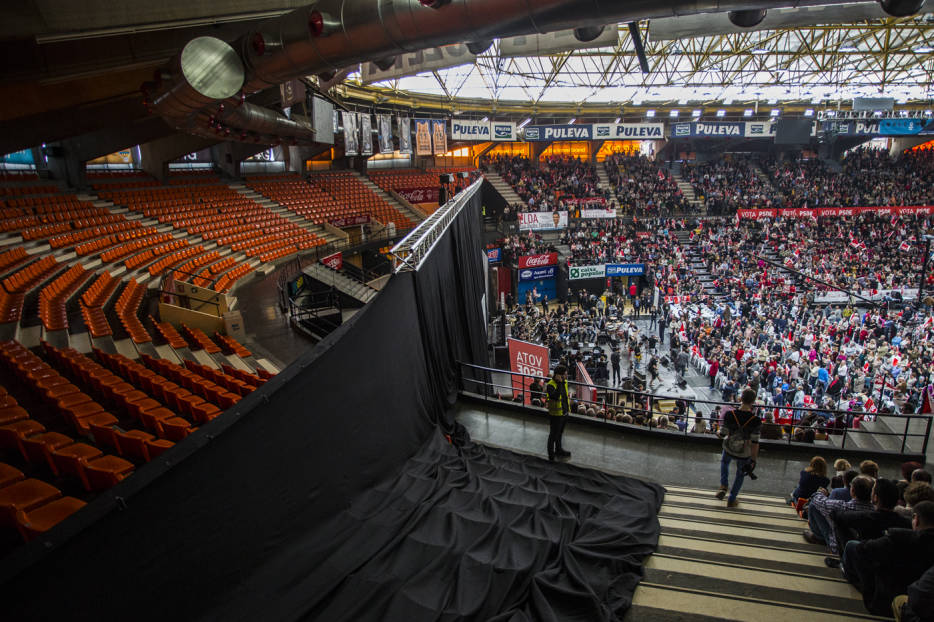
top-left (580, 208), bottom-right (616, 219)
top-left (518, 211), bottom-right (568, 231)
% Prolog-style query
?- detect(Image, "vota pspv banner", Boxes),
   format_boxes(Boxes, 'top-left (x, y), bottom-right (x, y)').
top-left (592, 123), bottom-right (665, 140)
top-left (523, 124), bottom-right (593, 141)
top-left (451, 120), bottom-right (491, 141)
top-left (507, 338), bottom-right (550, 405)
top-left (671, 122), bottom-right (745, 138)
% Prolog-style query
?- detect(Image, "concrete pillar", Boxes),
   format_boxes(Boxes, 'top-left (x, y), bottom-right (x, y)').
top-left (530, 141), bottom-right (552, 165)
top-left (45, 142), bottom-right (87, 190)
top-left (210, 143), bottom-right (241, 179)
top-left (31, 146), bottom-right (50, 179)
top-left (591, 140), bottom-right (605, 164)
top-left (889, 136), bottom-right (929, 155)
top-left (138, 133), bottom-right (218, 183)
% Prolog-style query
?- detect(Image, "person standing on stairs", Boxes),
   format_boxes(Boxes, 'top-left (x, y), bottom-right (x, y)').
top-left (545, 365), bottom-right (571, 462)
top-left (716, 388), bottom-right (761, 508)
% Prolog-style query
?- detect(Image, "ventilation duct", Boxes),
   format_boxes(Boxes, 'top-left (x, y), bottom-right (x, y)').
top-left (149, 0), bottom-right (892, 144)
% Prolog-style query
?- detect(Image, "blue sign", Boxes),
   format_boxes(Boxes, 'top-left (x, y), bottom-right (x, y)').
top-left (1, 149), bottom-right (34, 165)
top-left (518, 266), bottom-right (557, 282)
top-left (524, 124), bottom-right (593, 141)
top-left (879, 119), bottom-right (923, 135)
top-left (487, 248), bottom-right (501, 263)
top-left (824, 119), bottom-right (925, 136)
top-left (606, 263), bottom-right (645, 277)
top-left (517, 279), bottom-right (557, 303)
top-left (671, 122), bottom-right (744, 138)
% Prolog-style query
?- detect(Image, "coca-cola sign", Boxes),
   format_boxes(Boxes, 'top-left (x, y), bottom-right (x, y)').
top-left (321, 252), bottom-right (343, 270)
top-left (518, 253), bottom-right (557, 269)
top-left (397, 186), bottom-right (439, 204)
top-left (329, 214), bottom-right (371, 228)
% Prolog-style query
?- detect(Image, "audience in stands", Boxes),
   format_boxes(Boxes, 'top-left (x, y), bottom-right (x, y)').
top-left (605, 154), bottom-right (691, 216)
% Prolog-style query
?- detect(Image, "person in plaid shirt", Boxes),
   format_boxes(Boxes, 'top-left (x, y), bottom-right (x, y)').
top-left (803, 475), bottom-right (874, 554)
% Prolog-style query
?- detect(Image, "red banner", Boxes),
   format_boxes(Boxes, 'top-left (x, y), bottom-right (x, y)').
top-left (507, 338), bottom-right (550, 405)
top-left (636, 231), bottom-right (651, 239)
top-left (321, 252), bottom-right (343, 270)
top-left (518, 253), bottom-right (558, 269)
top-left (329, 215), bottom-right (371, 228)
top-left (396, 186), bottom-right (439, 204)
top-left (736, 205), bottom-right (934, 219)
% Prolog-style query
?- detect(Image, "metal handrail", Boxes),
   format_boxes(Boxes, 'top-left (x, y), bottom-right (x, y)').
top-left (457, 361), bottom-right (933, 458)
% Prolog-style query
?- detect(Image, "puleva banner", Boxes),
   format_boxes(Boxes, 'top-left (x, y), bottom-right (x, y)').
top-left (491, 121), bottom-right (517, 141)
top-left (518, 211), bottom-right (569, 230)
top-left (592, 123), bottom-right (664, 139)
top-left (524, 124), bottom-right (593, 141)
top-left (671, 122), bottom-right (744, 138)
top-left (451, 120), bottom-right (491, 141)
top-left (507, 338), bottom-right (550, 405)
top-left (606, 263), bottom-right (645, 276)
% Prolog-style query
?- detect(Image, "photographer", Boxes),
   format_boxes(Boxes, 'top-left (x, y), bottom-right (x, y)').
top-left (716, 388), bottom-right (762, 508)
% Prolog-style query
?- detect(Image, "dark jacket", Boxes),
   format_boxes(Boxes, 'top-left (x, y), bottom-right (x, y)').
top-left (791, 470), bottom-right (829, 500)
top-left (844, 528), bottom-right (934, 616)
top-left (833, 509), bottom-right (911, 545)
top-left (902, 564), bottom-right (934, 622)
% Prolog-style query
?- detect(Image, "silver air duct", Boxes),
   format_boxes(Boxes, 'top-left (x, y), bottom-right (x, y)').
top-left (149, 0), bottom-right (895, 144)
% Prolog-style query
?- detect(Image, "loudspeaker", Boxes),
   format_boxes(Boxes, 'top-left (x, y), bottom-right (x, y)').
top-left (660, 355), bottom-right (671, 368)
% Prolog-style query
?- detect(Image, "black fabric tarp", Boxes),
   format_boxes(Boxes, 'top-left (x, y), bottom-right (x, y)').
top-left (2, 183), bottom-right (664, 621)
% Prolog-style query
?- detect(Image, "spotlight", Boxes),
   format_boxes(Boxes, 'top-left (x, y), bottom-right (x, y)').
top-left (728, 9), bottom-right (767, 28)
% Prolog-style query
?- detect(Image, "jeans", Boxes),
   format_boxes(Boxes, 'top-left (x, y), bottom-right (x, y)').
top-left (720, 452), bottom-right (751, 502)
top-left (547, 415), bottom-right (567, 459)
top-left (808, 504), bottom-right (832, 544)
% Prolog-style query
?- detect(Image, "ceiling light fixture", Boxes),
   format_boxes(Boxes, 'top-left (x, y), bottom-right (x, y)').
top-left (692, 109), bottom-right (702, 117)
top-left (716, 109), bottom-right (726, 117)
top-left (646, 110), bottom-right (656, 117)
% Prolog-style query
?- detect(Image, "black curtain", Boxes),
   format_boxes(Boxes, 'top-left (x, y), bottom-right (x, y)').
top-left (413, 190), bottom-right (489, 429)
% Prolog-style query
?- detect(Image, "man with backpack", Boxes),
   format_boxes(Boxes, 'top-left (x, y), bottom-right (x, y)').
top-left (716, 388), bottom-right (762, 508)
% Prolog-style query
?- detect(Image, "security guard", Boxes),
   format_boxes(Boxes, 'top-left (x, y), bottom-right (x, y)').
top-left (545, 365), bottom-right (571, 461)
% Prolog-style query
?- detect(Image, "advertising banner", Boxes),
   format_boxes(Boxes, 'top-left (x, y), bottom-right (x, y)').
top-left (491, 121), bottom-right (517, 141)
top-left (377, 114), bottom-right (393, 154)
top-left (487, 248), bottom-right (501, 263)
top-left (518, 252), bottom-right (558, 269)
top-left (518, 266), bottom-right (557, 282)
top-left (569, 264), bottom-right (606, 280)
top-left (518, 211), bottom-right (568, 231)
top-left (173, 149), bottom-right (212, 163)
top-left (814, 288), bottom-right (918, 304)
top-left (736, 206), bottom-right (934, 219)
top-left (398, 117), bottom-right (412, 154)
top-left (564, 197), bottom-right (607, 205)
top-left (507, 338), bottom-right (550, 405)
top-left (329, 214), bottom-right (371, 227)
top-left (414, 119), bottom-right (432, 155)
top-left (744, 121), bottom-right (777, 138)
top-left (342, 111), bottom-right (359, 156)
top-left (396, 187), bottom-right (439, 204)
top-left (431, 119), bottom-right (448, 155)
top-left (88, 149), bottom-right (134, 165)
top-left (823, 119), bottom-right (925, 137)
top-left (312, 96), bottom-right (334, 145)
top-left (451, 120), bottom-right (491, 141)
top-left (361, 44), bottom-right (476, 84)
top-left (606, 263), bottom-right (645, 277)
top-left (579, 208), bottom-right (616, 219)
top-left (321, 252), bottom-right (343, 270)
top-left (523, 124), bottom-right (593, 141)
top-left (592, 123), bottom-right (665, 140)
top-left (671, 122), bottom-right (745, 138)
top-left (1, 149), bottom-right (35, 165)
top-left (359, 114), bottom-right (373, 156)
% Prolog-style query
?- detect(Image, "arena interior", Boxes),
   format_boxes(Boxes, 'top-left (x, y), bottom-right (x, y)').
top-left (2, 1), bottom-right (934, 620)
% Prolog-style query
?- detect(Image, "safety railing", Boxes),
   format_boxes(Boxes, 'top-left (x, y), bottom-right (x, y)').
top-left (457, 361), bottom-right (933, 458)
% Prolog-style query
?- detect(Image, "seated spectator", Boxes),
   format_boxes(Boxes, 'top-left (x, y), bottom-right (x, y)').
top-left (791, 456), bottom-right (831, 502)
top-left (835, 458), bottom-right (852, 478)
top-left (760, 412), bottom-right (784, 440)
top-left (690, 415), bottom-right (708, 434)
top-left (831, 470), bottom-right (860, 501)
top-left (901, 461), bottom-right (924, 483)
top-left (840, 501), bottom-right (934, 616)
top-left (803, 475), bottom-right (874, 553)
top-left (529, 377), bottom-right (545, 407)
top-left (860, 460), bottom-right (880, 479)
top-left (896, 482), bottom-right (934, 520)
top-left (892, 564), bottom-right (934, 622)
top-left (912, 470), bottom-right (932, 484)
top-left (827, 478), bottom-right (911, 568)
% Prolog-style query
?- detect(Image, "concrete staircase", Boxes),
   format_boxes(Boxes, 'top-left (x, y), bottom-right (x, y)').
top-left (672, 230), bottom-right (721, 300)
top-left (352, 172), bottom-right (425, 225)
top-left (301, 262), bottom-right (377, 304)
top-left (670, 166), bottom-right (704, 210)
top-left (631, 485), bottom-right (875, 621)
top-left (828, 414), bottom-right (933, 455)
top-left (484, 171), bottom-right (523, 206)
top-left (752, 163), bottom-right (773, 188)
top-left (596, 161), bottom-right (612, 192)
top-left (228, 183), bottom-right (342, 246)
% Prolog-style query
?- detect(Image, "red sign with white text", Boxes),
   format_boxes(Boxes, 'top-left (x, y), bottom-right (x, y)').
top-left (736, 205), bottom-right (934, 219)
top-left (396, 186), bottom-right (440, 204)
top-left (321, 252), bottom-right (343, 270)
top-left (518, 253), bottom-right (558, 269)
top-left (507, 338), bottom-right (550, 405)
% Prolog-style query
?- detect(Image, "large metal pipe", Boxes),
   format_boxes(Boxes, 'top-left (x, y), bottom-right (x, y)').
top-left (150, 0), bottom-right (898, 143)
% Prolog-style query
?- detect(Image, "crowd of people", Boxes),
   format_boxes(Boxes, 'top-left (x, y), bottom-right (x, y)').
top-left (604, 154), bottom-right (693, 216)
top-left (682, 156), bottom-right (777, 214)
top-left (792, 457), bottom-right (934, 618)
top-left (481, 154), bottom-right (607, 212)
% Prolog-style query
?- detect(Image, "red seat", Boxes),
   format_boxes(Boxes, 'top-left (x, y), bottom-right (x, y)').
top-left (20, 432), bottom-right (73, 471)
top-left (15, 496), bottom-right (86, 541)
top-left (83, 455), bottom-right (134, 491)
top-left (88, 418), bottom-right (121, 452)
top-left (144, 438), bottom-right (174, 460)
top-left (0, 479), bottom-right (62, 527)
top-left (51, 443), bottom-right (103, 480)
top-left (60, 401), bottom-right (106, 434)
top-left (0, 419), bottom-right (46, 451)
top-left (0, 406), bottom-right (28, 426)
top-left (0, 462), bottom-right (25, 488)
top-left (115, 429), bottom-right (155, 462)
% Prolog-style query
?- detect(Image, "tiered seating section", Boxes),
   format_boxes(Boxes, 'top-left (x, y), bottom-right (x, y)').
top-left (247, 171), bottom-right (416, 231)
top-left (0, 337), bottom-right (269, 545)
top-left (369, 167), bottom-right (477, 215)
